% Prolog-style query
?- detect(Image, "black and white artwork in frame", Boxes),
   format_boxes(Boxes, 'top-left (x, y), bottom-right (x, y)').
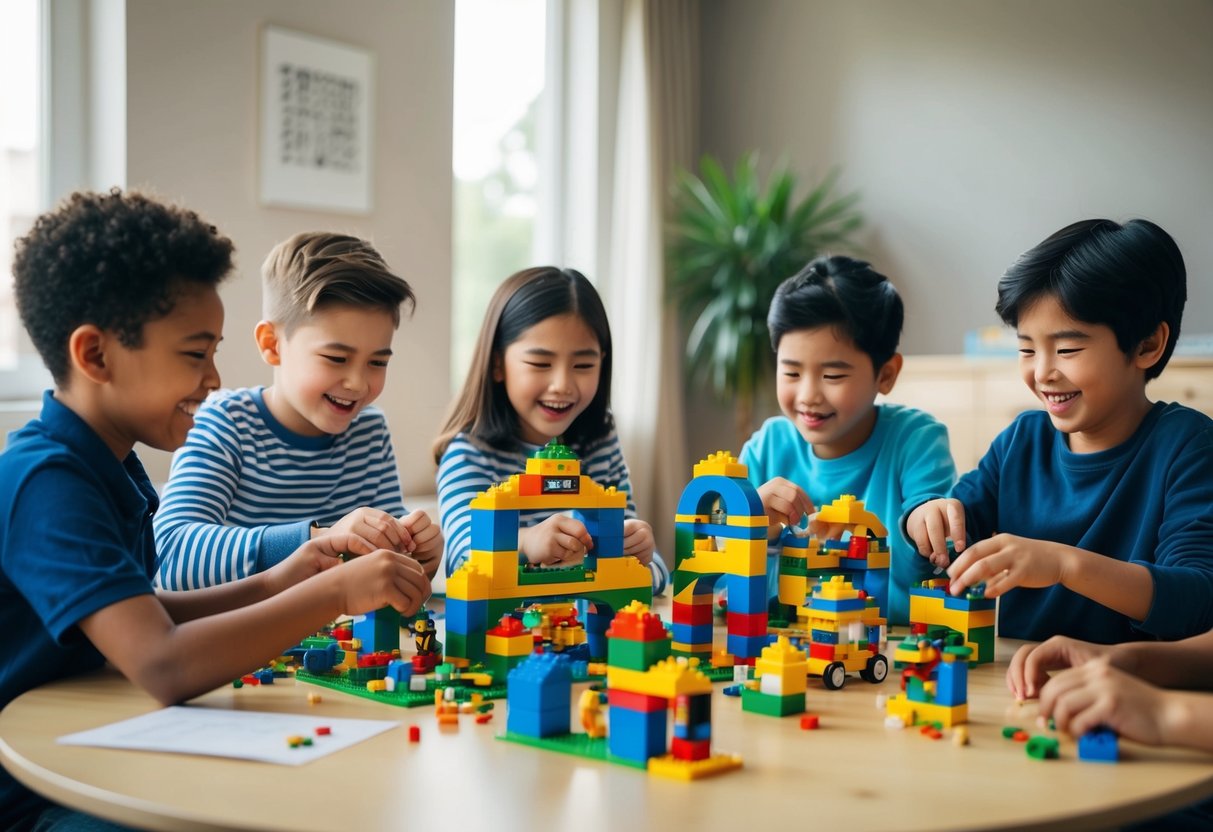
top-left (259, 26), bottom-right (374, 214)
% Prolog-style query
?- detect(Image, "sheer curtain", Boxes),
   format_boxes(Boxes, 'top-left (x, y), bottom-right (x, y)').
top-left (545, 0), bottom-right (697, 559)
top-left (604, 0), bottom-right (698, 560)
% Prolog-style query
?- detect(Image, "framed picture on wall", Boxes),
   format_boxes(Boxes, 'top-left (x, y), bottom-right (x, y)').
top-left (259, 25), bottom-right (374, 214)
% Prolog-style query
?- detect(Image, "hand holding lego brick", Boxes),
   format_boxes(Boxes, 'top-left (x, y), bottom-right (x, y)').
top-left (1007, 635), bottom-right (1123, 702)
top-left (518, 514), bottom-right (594, 566)
top-left (264, 531), bottom-right (378, 595)
top-left (757, 477), bottom-right (816, 538)
top-left (323, 506), bottom-right (415, 554)
top-left (1038, 657), bottom-right (1180, 746)
top-left (400, 509), bottom-right (442, 578)
top-left (906, 498), bottom-right (968, 569)
top-left (622, 519), bottom-right (655, 565)
top-left (328, 548), bottom-right (431, 617)
top-left (945, 533), bottom-right (1071, 599)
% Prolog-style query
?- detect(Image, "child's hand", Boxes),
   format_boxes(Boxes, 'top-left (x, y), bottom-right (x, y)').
top-left (757, 478), bottom-right (815, 536)
top-left (519, 515), bottom-right (593, 566)
top-left (946, 534), bottom-right (1072, 598)
top-left (264, 532), bottom-right (377, 595)
top-left (1006, 636), bottom-right (1120, 703)
top-left (622, 519), bottom-right (655, 566)
top-left (325, 507), bottom-right (415, 554)
top-left (329, 548), bottom-right (431, 617)
top-left (400, 509), bottom-right (442, 578)
top-left (906, 498), bottom-right (967, 569)
top-left (1038, 657), bottom-right (1175, 746)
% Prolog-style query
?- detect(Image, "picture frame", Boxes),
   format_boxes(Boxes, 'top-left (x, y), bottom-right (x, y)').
top-left (259, 25), bottom-right (374, 214)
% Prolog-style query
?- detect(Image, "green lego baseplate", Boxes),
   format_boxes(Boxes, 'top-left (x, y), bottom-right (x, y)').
top-left (499, 730), bottom-right (647, 770)
top-left (295, 669), bottom-right (508, 708)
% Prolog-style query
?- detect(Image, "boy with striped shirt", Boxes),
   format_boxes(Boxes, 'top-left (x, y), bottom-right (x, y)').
top-left (154, 232), bottom-right (441, 589)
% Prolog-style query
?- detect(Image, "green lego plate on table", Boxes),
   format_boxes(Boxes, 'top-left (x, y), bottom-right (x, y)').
top-left (295, 670), bottom-right (507, 708)
top-left (499, 731), bottom-right (647, 770)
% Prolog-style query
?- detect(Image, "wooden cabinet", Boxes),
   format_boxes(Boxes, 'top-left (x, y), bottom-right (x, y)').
top-left (881, 355), bottom-right (1213, 473)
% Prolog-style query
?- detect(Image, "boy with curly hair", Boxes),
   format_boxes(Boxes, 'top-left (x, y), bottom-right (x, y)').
top-left (0, 191), bottom-right (430, 830)
top-left (154, 231), bottom-right (441, 589)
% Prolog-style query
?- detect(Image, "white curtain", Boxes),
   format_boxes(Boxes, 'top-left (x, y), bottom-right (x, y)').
top-left (605, 0), bottom-right (698, 558)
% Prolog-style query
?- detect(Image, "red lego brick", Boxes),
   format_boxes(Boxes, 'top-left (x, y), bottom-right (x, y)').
top-left (726, 611), bottom-right (769, 637)
top-left (608, 688), bottom-right (667, 713)
top-left (315, 726), bottom-right (331, 736)
top-left (408, 725), bottom-right (421, 742)
top-left (673, 600), bottom-right (714, 626)
top-left (671, 737), bottom-right (711, 761)
top-left (809, 642), bottom-right (836, 661)
top-left (800, 714), bottom-right (820, 730)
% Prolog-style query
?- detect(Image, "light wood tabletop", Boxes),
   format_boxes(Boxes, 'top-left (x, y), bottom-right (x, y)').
top-left (3, 625), bottom-right (1212, 832)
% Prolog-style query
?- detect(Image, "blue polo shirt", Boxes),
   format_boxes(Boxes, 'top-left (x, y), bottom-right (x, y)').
top-left (0, 391), bottom-right (159, 826)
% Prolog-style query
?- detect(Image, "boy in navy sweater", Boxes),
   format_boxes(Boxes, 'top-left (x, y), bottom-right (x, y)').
top-left (0, 191), bottom-right (430, 829)
top-left (907, 219), bottom-right (1213, 643)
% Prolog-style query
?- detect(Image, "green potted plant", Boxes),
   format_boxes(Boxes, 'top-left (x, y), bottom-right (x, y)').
top-left (667, 153), bottom-right (864, 444)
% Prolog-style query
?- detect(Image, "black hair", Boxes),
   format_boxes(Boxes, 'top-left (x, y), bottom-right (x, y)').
top-left (13, 189), bottom-right (235, 385)
top-left (434, 267), bottom-right (614, 460)
top-left (766, 255), bottom-right (904, 372)
top-left (996, 219), bottom-right (1185, 381)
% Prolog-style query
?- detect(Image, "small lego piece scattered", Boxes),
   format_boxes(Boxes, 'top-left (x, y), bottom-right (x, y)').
top-left (952, 726), bottom-right (969, 746)
top-left (920, 724), bottom-right (943, 740)
top-left (1077, 726), bottom-right (1119, 763)
top-left (799, 714), bottom-right (820, 730)
top-left (874, 693), bottom-right (887, 709)
top-left (408, 725), bottom-right (421, 742)
top-left (1002, 726), bottom-right (1022, 739)
top-left (232, 679), bottom-right (243, 688)
top-left (315, 726), bottom-right (331, 736)
top-left (884, 715), bottom-right (906, 730)
top-left (287, 735), bottom-right (304, 748)
top-left (475, 713), bottom-right (493, 725)
top-left (306, 692), bottom-right (322, 705)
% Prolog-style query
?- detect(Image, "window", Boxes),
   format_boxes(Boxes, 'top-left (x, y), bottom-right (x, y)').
top-left (0, 0), bottom-right (42, 376)
top-left (451, 0), bottom-right (547, 389)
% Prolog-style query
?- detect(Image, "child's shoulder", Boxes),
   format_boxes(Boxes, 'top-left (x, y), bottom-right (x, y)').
top-left (1150, 401), bottom-right (1213, 448)
top-left (877, 403), bottom-right (948, 434)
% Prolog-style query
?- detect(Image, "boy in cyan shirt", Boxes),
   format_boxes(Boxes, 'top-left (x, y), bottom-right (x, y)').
top-left (0, 191), bottom-right (430, 829)
top-left (155, 232), bottom-right (441, 589)
top-left (741, 255), bottom-right (957, 625)
top-left (907, 219), bottom-right (1213, 644)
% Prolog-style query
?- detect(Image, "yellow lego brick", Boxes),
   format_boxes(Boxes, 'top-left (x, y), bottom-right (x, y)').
top-left (691, 451), bottom-right (748, 479)
top-left (726, 515), bottom-right (769, 528)
top-left (608, 658), bottom-right (713, 697)
top-left (485, 633), bottom-right (533, 657)
top-left (816, 494), bottom-right (889, 537)
top-left (756, 635), bottom-right (808, 668)
top-left (525, 456), bottom-right (582, 477)
top-left (778, 573), bottom-right (809, 608)
top-left (445, 560), bottom-right (493, 601)
top-left (648, 752), bottom-right (743, 781)
top-left (815, 575), bottom-right (860, 601)
top-left (678, 537), bottom-right (766, 577)
top-left (886, 694), bottom-right (967, 728)
top-left (675, 514), bottom-right (712, 525)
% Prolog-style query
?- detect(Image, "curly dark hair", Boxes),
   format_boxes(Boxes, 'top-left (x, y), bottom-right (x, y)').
top-left (13, 189), bottom-right (235, 384)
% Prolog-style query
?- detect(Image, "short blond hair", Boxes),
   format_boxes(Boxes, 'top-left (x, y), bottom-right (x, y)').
top-left (261, 232), bottom-right (415, 333)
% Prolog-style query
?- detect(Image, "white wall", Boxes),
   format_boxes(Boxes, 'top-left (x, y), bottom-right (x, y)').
top-left (122, 0), bottom-right (454, 495)
top-left (690, 0), bottom-right (1213, 455)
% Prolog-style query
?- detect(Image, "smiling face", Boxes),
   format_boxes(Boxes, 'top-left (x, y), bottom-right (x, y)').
top-left (259, 304), bottom-right (397, 437)
top-left (496, 313), bottom-right (603, 446)
top-left (1016, 293), bottom-right (1158, 453)
top-left (94, 283), bottom-right (224, 457)
top-left (775, 326), bottom-right (900, 459)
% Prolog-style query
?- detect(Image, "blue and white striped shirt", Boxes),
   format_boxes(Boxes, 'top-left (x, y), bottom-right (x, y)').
top-left (436, 430), bottom-right (668, 594)
top-left (154, 387), bottom-right (404, 589)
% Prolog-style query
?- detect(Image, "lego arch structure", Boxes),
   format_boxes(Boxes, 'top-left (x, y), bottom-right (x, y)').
top-left (671, 453), bottom-right (770, 663)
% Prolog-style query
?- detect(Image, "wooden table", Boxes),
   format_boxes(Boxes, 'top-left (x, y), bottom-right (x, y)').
top-left (3, 631), bottom-right (1212, 832)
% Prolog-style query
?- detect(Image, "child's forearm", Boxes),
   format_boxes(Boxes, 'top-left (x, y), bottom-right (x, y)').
top-left (157, 572), bottom-right (278, 623)
top-left (1061, 548), bottom-right (1154, 623)
top-left (1115, 629), bottom-right (1213, 690)
top-left (1159, 690), bottom-right (1213, 751)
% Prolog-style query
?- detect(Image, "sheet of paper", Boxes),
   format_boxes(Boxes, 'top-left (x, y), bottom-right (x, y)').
top-left (58, 706), bottom-right (400, 765)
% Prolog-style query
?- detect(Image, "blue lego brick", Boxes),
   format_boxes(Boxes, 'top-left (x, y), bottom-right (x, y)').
top-left (778, 529), bottom-right (811, 550)
top-left (673, 719), bottom-right (713, 741)
top-left (853, 568), bottom-right (890, 617)
top-left (471, 508), bottom-right (521, 551)
top-left (385, 659), bottom-right (414, 684)
top-left (671, 622), bottom-right (713, 646)
top-left (607, 706), bottom-right (667, 762)
top-left (445, 597), bottom-right (489, 636)
top-left (1078, 727), bottom-right (1119, 763)
top-left (807, 595), bottom-right (868, 613)
top-left (583, 606), bottom-right (613, 661)
top-left (508, 652), bottom-right (573, 712)
top-left (810, 628), bottom-right (839, 645)
top-left (302, 643), bottom-right (340, 674)
top-left (934, 660), bottom-right (967, 706)
top-left (593, 534), bottom-right (623, 559)
top-left (676, 475), bottom-right (766, 518)
top-left (726, 633), bottom-right (770, 659)
top-left (507, 706), bottom-right (569, 738)
top-left (254, 669), bottom-right (275, 684)
top-left (942, 592), bottom-right (996, 612)
top-left (723, 574), bottom-right (767, 614)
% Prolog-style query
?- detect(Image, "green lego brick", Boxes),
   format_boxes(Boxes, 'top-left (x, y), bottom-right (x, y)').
top-left (295, 669), bottom-right (507, 708)
top-left (499, 731), bottom-right (647, 770)
top-left (608, 636), bottom-right (672, 672)
top-left (740, 688), bottom-right (805, 717)
top-left (517, 564), bottom-right (588, 585)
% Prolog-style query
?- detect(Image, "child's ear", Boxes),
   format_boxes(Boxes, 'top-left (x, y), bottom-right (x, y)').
top-left (67, 324), bottom-right (112, 384)
top-left (254, 320), bottom-right (282, 367)
top-left (876, 353), bottom-right (903, 395)
top-left (1134, 322), bottom-right (1169, 372)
